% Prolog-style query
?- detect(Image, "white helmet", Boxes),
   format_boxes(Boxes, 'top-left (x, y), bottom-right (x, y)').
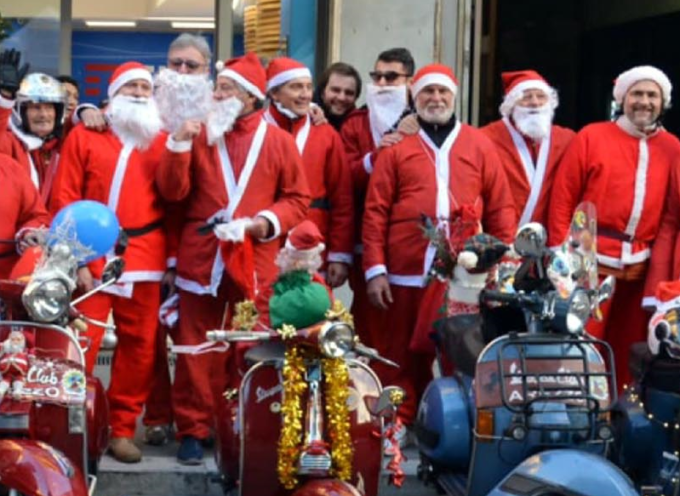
top-left (12, 73), bottom-right (66, 137)
top-left (648, 307), bottom-right (680, 359)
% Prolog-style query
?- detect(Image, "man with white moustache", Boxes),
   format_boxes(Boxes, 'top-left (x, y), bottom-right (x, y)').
top-left (50, 62), bottom-right (168, 464)
top-left (156, 52), bottom-right (309, 464)
top-left (481, 70), bottom-right (575, 226)
top-left (363, 63), bottom-right (516, 432)
top-left (341, 47), bottom-right (415, 349)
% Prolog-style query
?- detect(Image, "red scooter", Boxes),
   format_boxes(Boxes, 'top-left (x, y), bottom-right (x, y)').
top-left (206, 304), bottom-right (405, 496)
top-left (0, 242), bottom-right (123, 496)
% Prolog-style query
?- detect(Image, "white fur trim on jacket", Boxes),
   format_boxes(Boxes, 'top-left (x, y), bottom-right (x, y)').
top-left (613, 65), bottom-right (672, 107)
top-left (108, 68), bottom-right (153, 99)
top-left (166, 133), bottom-right (193, 153)
top-left (499, 80), bottom-right (558, 117)
top-left (218, 68), bottom-right (265, 100)
top-left (411, 74), bottom-right (457, 98)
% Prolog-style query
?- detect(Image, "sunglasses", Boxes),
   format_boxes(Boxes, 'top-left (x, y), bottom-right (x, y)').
top-left (369, 71), bottom-right (410, 83)
top-left (168, 58), bottom-right (204, 71)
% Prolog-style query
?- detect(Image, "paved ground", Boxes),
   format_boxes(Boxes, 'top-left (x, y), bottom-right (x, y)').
top-left (97, 440), bottom-right (440, 496)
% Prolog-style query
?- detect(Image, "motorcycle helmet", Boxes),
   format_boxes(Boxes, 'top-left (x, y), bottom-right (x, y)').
top-left (648, 280), bottom-right (680, 359)
top-left (12, 73), bottom-right (66, 139)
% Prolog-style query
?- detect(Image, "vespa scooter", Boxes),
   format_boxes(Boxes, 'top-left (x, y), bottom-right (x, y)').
top-left (416, 202), bottom-right (639, 496)
top-left (0, 203), bottom-right (124, 496)
top-left (206, 304), bottom-right (405, 496)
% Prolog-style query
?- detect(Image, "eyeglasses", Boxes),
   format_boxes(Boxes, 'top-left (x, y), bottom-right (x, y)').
top-left (369, 71), bottom-right (410, 83)
top-left (168, 58), bottom-right (204, 71)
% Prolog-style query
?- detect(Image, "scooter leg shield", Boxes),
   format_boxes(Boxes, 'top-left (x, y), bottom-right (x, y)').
top-left (292, 479), bottom-right (363, 496)
top-left (485, 450), bottom-right (638, 496)
top-left (0, 439), bottom-right (89, 496)
top-left (414, 376), bottom-right (471, 469)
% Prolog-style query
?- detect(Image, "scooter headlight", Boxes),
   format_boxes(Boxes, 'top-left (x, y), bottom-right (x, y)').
top-left (319, 322), bottom-right (355, 358)
top-left (566, 289), bottom-right (591, 334)
top-left (22, 276), bottom-right (70, 322)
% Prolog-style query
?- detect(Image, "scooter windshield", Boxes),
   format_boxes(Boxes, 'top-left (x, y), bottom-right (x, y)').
top-left (550, 202), bottom-right (598, 297)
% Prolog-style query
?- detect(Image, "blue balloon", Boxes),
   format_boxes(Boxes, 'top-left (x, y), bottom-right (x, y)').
top-left (50, 201), bottom-right (120, 263)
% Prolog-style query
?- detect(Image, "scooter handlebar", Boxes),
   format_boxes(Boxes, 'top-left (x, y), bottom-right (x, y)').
top-left (206, 330), bottom-right (273, 342)
top-left (480, 290), bottom-right (520, 305)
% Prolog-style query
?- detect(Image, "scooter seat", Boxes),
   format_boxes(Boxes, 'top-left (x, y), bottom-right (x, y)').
top-left (629, 342), bottom-right (680, 394)
top-left (244, 341), bottom-right (286, 367)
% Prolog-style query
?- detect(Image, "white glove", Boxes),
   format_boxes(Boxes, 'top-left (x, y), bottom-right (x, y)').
top-left (213, 218), bottom-right (253, 242)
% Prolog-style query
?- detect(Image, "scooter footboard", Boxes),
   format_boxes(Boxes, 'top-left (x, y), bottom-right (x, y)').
top-left (485, 450), bottom-right (638, 496)
top-left (0, 439), bottom-right (88, 496)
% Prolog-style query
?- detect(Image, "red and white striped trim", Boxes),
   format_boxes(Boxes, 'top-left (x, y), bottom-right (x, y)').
top-left (218, 68), bottom-right (265, 100)
top-left (266, 67), bottom-right (312, 92)
top-left (411, 74), bottom-right (457, 97)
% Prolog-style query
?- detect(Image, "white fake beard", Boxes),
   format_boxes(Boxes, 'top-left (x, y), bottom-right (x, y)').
top-left (108, 95), bottom-right (163, 150)
top-left (5, 342), bottom-right (23, 354)
top-left (416, 101), bottom-right (455, 125)
top-left (154, 68), bottom-right (213, 133)
top-left (512, 104), bottom-right (553, 141)
top-left (206, 96), bottom-right (245, 145)
top-left (366, 84), bottom-right (408, 141)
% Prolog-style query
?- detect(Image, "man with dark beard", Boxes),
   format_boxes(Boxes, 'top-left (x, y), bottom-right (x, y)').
top-left (265, 57), bottom-right (353, 287)
top-left (550, 65), bottom-right (680, 389)
top-left (340, 47), bottom-right (414, 353)
top-left (363, 63), bottom-right (516, 433)
top-left (156, 52), bottom-right (309, 464)
top-left (481, 71), bottom-right (575, 226)
top-left (313, 62), bottom-right (362, 131)
top-left (51, 62), bottom-right (167, 464)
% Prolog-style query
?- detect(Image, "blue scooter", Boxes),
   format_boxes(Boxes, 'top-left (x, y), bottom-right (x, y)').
top-left (611, 299), bottom-right (680, 496)
top-left (416, 202), bottom-right (639, 496)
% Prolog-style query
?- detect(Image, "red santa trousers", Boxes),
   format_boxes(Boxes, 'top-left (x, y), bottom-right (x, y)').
top-left (371, 285), bottom-right (433, 425)
top-left (76, 282), bottom-right (160, 438)
top-left (143, 321), bottom-right (173, 427)
top-left (349, 254), bottom-right (373, 347)
top-left (585, 277), bottom-right (648, 391)
top-left (172, 283), bottom-right (234, 441)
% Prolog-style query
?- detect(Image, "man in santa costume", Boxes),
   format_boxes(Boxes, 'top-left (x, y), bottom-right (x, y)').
top-left (340, 47), bottom-right (415, 347)
top-left (0, 330), bottom-right (33, 401)
top-left (548, 65), bottom-right (680, 388)
top-left (363, 63), bottom-right (516, 428)
top-left (481, 70), bottom-right (575, 226)
top-left (0, 49), bottom-right (65, 204)
top-left (51, 61), bottom-right (168, 463)
top-left (265, 56), bottom-right (353, 287)
top-left (0, 154), bottom-right (49, 280)
top-left (156, 52), bottom-right (309, 464)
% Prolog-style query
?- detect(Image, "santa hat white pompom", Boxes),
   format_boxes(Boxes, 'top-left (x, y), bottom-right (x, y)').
top-left (457, 251), bottom-right (478, 270)
top-left (215, 60), bottom-right (225, 72)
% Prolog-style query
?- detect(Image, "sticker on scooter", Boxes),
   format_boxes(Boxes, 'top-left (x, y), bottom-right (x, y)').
top-left (17, 358), bottom-right (86, 405)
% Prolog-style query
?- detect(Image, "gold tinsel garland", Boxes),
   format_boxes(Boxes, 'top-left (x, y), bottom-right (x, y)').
top-left (277, 344), bottom-right (307, 489)
top-left (322, 357), bottom-right (353, 481)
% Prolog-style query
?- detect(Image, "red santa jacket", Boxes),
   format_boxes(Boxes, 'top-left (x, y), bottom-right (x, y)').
top-left (0, 350), bottom-right (30, 376)
top-left (644, 164), bottom-right (680, 305)
top-left (51, 125), bottom-right (168, 287)
top-left (156, 109), bottom-right (310, 297)
top-left (0, 95), bottom-right (61, 205)
top-left (363, 122), bottom-right (517, 287)
top-left (340, 108), bottom-right (376, 254)
top-left (0, 155), bottom-right (50, 279)
top-left (263, 105), bottom-right (353, 263)
top-left (481, 118), bottom-right (575, 226)
top-left (548, 119), bottom-right (680, 269)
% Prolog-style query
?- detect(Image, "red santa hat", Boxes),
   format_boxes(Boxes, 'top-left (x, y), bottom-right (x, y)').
top-left (613, 65), bottom-right (672, 107)
top-left (215, 52), bottom-right (266, 101)
top-left (108, 61), bottom-right (153, 99)
top-left (266, 57), bottom-right (312, 92)
top-left (410, 64), bottom-right (458, 98)
top-left (499, 70), bottom-right (557, 117)
top-left (285, 220), bottom-right (325, 254)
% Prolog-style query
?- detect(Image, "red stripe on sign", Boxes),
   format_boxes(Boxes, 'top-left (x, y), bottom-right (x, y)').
top-left (85, 88), bottom-right (101, 97)
top-left (85, 76), bottom-right (100, 84)
top-left (85, 63), bottom-right (118, 72)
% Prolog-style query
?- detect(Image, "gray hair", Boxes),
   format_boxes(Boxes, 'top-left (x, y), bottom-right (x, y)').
top-left (168, 33), bottom-right (212, 65)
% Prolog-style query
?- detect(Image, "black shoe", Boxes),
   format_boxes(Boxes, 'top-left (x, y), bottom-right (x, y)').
top-left (200, 435), bottom-right (215, 449)
top-left (177, 436), bottom-right (203, 465)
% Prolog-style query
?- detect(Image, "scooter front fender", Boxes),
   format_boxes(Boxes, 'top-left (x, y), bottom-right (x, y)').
top-left (291, 479), bottom-right (363, 496)
top-left (486, 449), bottom-right (638, 496)
top-left (0, 439), bottom-right (88, 496)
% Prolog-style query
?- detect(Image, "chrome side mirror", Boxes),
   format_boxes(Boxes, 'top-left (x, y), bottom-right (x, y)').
top-left (366, 386), bottom-right (405, 418)
top-left (598, 276), bottom-right (615, 303)
top-left (514, 223), bottom-right (547, 258)
top-left (102, 257), bottom-right (125, 284)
